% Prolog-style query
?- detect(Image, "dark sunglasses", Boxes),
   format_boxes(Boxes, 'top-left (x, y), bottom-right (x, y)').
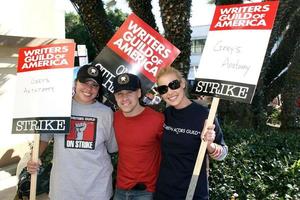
top-left (156, 79), bottom-right (181, 95)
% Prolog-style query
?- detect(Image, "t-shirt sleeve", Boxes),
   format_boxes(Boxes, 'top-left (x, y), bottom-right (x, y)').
top-left (157, 113), bottom-right (165, 140)
top-left (210, 118), bottom-right (228, 161)
top-left (40, 134), bottom-right (53, 142)
top-left (104, 109), bottom-right (118, 153)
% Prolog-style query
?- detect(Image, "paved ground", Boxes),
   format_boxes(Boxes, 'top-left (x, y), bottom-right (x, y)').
top-left (0, 170), bottom-right (49, 200)
top-left (0, 170), bottom-right (17, 200)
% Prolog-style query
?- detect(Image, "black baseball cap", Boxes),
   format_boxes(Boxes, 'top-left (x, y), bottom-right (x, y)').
top-left (76, 64), bottom-right (102, 86)
top-left (113, 73), bottom-right (141, 93)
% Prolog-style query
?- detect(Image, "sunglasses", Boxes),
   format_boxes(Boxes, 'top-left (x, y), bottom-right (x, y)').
top-left (156, 79), bottom-right (181, 95)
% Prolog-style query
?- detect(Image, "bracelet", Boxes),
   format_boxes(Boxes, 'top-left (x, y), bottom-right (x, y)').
top-left (209, 144), bottom-right (222, 159)
top-left (209, 143), bottom-right (217, 154)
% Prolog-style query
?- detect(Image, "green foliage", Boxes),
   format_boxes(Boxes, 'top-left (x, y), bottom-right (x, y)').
top-left (65, 12), bottom-right (97, 63)
top-left (40, 140), bottom-right (54, 166)
top-left (266, 106), bottom-right (281, 127)
top-left (209, 123), bottom-right (300, 199)
top-left (107, 9), bottom-right (128, 31)
top-left (65, 9), bottom-right (127, 64)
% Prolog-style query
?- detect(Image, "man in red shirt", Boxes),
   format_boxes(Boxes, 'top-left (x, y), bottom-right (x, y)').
top-left (112, 73), bottom-right (164, 200)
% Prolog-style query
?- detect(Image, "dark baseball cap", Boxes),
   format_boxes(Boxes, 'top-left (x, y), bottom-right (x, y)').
top-left (76, 64), bottom-right (102, 86)
top-left (113, 73), bottom-right (141, 93)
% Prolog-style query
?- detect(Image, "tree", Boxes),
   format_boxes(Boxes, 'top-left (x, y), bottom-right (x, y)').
top-left (264, 4), bottom-right (300, 129)
top-left (70, 0), bottom-right (115, 53)
top-left (280, 42), bottom-right (300, 129)
top-left (159, 0), bottom-right (192, 78)
top-left (215, 0), bottom-right (243, 5)
top-left (65, 12), bottom-right (97, 62)
top-left (256, 1), bottom-right (300, 129)
top-left (65, 6), bottom-right (127, 62)
top-left (69, 0), bottom-right (192, 79)
top-left (128, 0), bottom-right (159, 32)
top-left (107, 9), bottom-right (128, 31)
top-left (129, 0), bottom-right (192, 79)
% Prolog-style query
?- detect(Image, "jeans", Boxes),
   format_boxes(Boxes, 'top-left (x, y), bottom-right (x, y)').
top-left (113, 188), bottom-right (153, 200)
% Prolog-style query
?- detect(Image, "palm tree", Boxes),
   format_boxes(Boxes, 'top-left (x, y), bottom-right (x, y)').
top-left (128, 0), bottom-right (159, 32)
top-left (253, 0), bottom-right (299, 128)
top-left (260, 1), bottom-right (300, 130)
top-left (159, 0), bottom-right (192, 78)
top-left (278, 8), bottom-right (300, 129)
top-left (70, 0), bottom-right (115, 53)
top-left (215, 0), bottom-right (242, 5)
top-left (280, 42), bottom-right (300, 129)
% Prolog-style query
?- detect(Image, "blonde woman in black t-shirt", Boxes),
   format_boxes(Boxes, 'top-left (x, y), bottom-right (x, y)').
top-left (154, 67), bottom-right (228, 200)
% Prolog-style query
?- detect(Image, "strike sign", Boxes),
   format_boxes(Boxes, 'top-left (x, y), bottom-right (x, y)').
top-left (12, 43), bottom-right (75, 134)
top-left (92, 13), bottom-right (180, 104)
top-left (193, 1), bottom-right (279, 103)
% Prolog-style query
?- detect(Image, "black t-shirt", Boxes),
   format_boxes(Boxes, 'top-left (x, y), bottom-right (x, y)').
top-left (155, 102), bottom-right (225, 200)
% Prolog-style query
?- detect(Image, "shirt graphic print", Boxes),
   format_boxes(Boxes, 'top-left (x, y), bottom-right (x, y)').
top-left (65, 116), bottom-right (97, 150)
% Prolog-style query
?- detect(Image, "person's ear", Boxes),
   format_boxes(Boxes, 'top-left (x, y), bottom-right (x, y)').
top-left (181, 78), bottom-right (186, 89)
top-left (138, 88), bottom-right (142, 98)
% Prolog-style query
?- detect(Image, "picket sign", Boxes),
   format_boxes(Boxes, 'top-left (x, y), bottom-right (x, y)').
top-left (185, 97), bottom-right (220, 200)
top-left (30, 134), bottom-right (40, 200)
top-left (92, 13), bottom-right (180, 106)
top-left (186, 1), bottom-right (279, 199)
top-left (12, 43), bottom-right (75, 200)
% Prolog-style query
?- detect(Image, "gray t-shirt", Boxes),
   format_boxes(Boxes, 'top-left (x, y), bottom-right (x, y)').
top-left (41, 99), bottom-right (118, 200)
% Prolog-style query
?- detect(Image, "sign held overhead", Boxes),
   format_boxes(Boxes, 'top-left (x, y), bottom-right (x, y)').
top-left (193, 1), bottom-right (279, 103)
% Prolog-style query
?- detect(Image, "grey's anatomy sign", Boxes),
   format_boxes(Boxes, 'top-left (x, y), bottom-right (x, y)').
top-left (13, 43), bottom-right (75, 135)
top-left (192, 1), bottom-right (279, 104)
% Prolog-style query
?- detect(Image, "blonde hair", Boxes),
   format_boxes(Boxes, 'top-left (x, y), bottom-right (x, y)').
top-left (156, 66), bottom-right (183, 82)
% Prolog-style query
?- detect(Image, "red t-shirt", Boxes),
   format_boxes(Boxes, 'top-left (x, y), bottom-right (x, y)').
top-left (113, 107), bottom-right (164, 192)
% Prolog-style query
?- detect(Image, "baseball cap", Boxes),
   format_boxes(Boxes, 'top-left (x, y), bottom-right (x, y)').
top-left (113, 73), bottom-right (141, 93)
top-left (77, 64), bottom-right (102, 86)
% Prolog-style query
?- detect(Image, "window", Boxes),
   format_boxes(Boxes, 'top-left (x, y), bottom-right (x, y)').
top-left (191, 39), bottom-right (205, 54)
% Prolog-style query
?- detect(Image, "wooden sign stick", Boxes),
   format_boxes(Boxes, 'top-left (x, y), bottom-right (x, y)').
top-left (185, 97), bottom-right (220, 200)
top-left (30, 134), bottom-right (40, 200)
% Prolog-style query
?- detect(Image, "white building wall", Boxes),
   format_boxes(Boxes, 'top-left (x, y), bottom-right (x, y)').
top-left (0, 0), bottom-right (67, 167)
top-left (188, 25), bottom-right (210, 80)
top-left (0, 0), bottom-right (65, 38)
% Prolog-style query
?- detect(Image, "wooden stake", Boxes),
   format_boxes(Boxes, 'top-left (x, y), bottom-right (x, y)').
top-left (185, 97), bottom-right (220, 200)
top-left (30, 134), bottom-right (40, 200)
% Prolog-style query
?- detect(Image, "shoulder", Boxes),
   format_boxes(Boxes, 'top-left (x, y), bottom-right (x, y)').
top-left (145, 107), bottom-right (164, 120)
top-left (164, 105), bottom-right (172, 114)
top-left (191, 102), bottom-right (209, 113)
top-left (95, 101), bottom-right (113, 113)
top-left (92, 102), bottom-right (114, 119)
top-left (113, 110), bottom-right (123, 118)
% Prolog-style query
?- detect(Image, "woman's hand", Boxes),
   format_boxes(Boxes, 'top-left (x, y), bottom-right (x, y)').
top-left (26, 159), bottom-right (41, 174)
top-left (201, 120), bottom-right (216, 153)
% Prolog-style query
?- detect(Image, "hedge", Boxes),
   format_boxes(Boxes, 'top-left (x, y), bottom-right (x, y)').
top-left (209, 123), bottom-right (300, 200)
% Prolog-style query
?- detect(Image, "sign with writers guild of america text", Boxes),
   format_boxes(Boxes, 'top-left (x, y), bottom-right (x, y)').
top-left (193, 1), bottom-right (279, 103)
top-left (12, 43), bottom-right (75, 134)
top-left (92, 13), bottom-right (180, 105)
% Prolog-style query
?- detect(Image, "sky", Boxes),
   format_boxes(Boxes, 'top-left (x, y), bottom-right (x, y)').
top-left (64, 0), bottom-right (216, 32)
